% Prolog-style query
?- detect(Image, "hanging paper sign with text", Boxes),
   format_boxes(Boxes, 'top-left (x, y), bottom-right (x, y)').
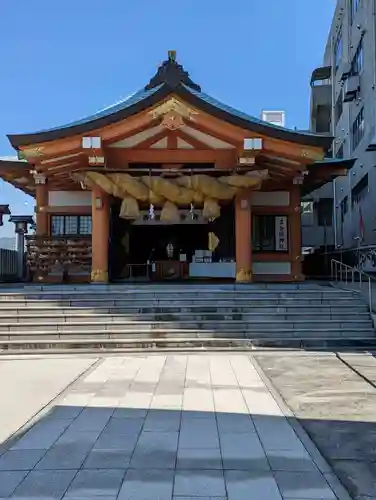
top-left (275, 216), bottom-right (288, 251)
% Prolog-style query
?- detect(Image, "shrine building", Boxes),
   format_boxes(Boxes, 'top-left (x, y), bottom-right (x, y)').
top-left (0, 52), bottom-right (353, 284)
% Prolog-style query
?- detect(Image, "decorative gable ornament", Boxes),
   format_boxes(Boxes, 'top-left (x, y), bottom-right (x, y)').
top-left (149, 98), bottom-right (198, 130)
top-left (161, 112), bottom-right (184, 130)
top-left (19, 147), bottom-right (45, 159)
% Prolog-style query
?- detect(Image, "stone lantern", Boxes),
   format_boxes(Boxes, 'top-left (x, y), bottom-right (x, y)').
top-left (0, 205), bottom-right (11, 227)
top-left (9, 215), bottom-right (34, 280)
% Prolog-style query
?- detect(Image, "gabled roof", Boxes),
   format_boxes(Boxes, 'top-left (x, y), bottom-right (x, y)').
top-left (8, 51), bottom-right (333, 150)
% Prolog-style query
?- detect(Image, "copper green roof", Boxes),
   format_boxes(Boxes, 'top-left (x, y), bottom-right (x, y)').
top-left (8, 53), bottom-right (333, 150)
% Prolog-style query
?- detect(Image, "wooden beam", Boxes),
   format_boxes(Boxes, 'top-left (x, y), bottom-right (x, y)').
top-left (104, 118), bottom-right (161, 146)
top-left (40, 152), bottom-right (83, 166)
top-left (167, 132), bottom-right (178, 149)
top-left (41, 160), bottom-right (83, 175)
top-left (261, 162), bottom-right (297, 178)
top-left (21, 108), bottom-right (157, 163)
top-left (185, 119), bottom-right (242, 149)
top-left (192, 110), bottom-right (325, 163)
top-left (263, 138), bottom-right (324, 164)
top-left (260, 154), bottom-right (302, 168)
top-left (175, 129), bottom-right (212, 150)
top-left (135, 130), bottom-right (168, 149)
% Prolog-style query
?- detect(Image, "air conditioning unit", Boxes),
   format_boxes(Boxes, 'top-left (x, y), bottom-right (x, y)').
top-left (343, 75), bottom-right (360, 102)
top-left (340, 62), bottom-right (351, 81)
top-left (261, 110), bottom-right (285, 127)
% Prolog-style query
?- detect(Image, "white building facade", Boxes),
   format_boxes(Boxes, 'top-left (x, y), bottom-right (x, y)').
top-left (307, 0), bottom-right (376, 269)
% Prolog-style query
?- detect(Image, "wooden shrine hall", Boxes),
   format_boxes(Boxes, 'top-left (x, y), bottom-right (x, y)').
top-left (0, 51), bottom-right (353, 284)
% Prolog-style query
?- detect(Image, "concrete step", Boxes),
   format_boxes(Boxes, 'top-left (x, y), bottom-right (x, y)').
top-left (0, 317), bottom-right (372, 332)
top-left (0, 285), bottom-right (355, 293)
top-left (0, 336), bottom-right (376, 354)
top-left (0, 288), bottom-right (357, 299)
top-left (0, 298), bottom-right (363, 309)
top-left (0, 284), bottom-right (370, 353)
top-left (0, 311), bottom-right (369, 323)
top-left (0, 305), bottom-right (368, 316)
top-left (0, 290), bottom-right (357, 302)
top-left (0, 324), bottom-right (373, 337)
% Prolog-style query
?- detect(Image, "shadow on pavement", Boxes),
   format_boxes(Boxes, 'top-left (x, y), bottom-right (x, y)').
top-left (0, 404), bottom-right (344, 500)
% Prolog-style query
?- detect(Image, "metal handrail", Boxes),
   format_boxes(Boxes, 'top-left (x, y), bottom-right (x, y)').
top-left (331, 259), bottom-right (373, 312)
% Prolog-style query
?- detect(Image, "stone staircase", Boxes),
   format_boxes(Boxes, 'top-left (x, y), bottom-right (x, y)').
top-left (0, 283), bottom-right (374, 353)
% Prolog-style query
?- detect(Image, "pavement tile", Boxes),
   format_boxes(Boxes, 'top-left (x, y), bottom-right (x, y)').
top-left (93, 431), bottom-right (139, 452)
top-left (83, 450), bottom-right (131, 469)
top-left (131, 431), bottom-right (179, 468)
top-left (243, 389), bottom-right (284, 417)
top-left (267, 449), bottom-right (318, 472)
top-left (0, 471), bottom-right (29, 497)
top-left (112, 408), bottom-right (148, 419)
top-left (69, 412), bottom-right (112, 432)
top-left (216, 413), bottom-right (255, 434)
top-left (213, 389), bottom-right (248, 414)
top-left (143, 410), bottom-right (181, 432)
top-left (172, 497), bottom-right (226, 500)
top-left (47, 405), bottom-right (84, 419)
top-left (225, 469), bottom-right (282, 500)
top-left (274, 471), bottom-right (336, 499)
top-left (35, 443), bottom-right (91, 470)
top-left (0, 449), bottom-right (46, 471)
top-left (179, 421), bottom-right (219, 449)
top-left (253, 415), bottom-right (305, 452)
top-left (63, 497), bottom-right (117, 500)
top-left (65, 469), bottom-right (125, 498)
top-left (11, 419), bottom-right (71, 450)
top-left (181, 411), bottom-right (217, 423)
top-left (150, 394), bottom-right (183, 411)
top-left (177, 447), bottom-right (222, 469)
top-left (118, 468), bottom-right (174, 500)
top-left (0, 354), bottom-right (355, 500)
top-left (56, 429), bottom-right (102, 446)
top-left (12, 469), bottom-right (77, 498)
top-left (174, 469), bottom-right (226, 497)
top-left (220, 432), bottom-right (269, 470)
top-left (103, 418), bottom-right (144, 435)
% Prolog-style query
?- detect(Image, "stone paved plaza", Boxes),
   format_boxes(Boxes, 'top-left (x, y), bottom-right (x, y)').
top-left (0, 354), bottom-right (347, 500)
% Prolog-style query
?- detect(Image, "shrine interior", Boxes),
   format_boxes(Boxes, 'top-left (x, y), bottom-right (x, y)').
top-left (109, 199), bottom-right (235, 281)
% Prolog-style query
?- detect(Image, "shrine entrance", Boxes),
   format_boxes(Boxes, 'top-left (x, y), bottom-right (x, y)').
top-left (109, 199), bottom-right (235, 282)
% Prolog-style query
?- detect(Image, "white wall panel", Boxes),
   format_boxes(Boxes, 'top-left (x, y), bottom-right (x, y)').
top-left (48, 191), bottom-right (91, 207)
top-left (251, 192), bottom-right (290, 206)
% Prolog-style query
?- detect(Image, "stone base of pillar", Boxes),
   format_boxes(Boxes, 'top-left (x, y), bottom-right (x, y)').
top-left (91, 269), bottom-right (109, 283)
top-left (235, 269), bottom-right (252, 283)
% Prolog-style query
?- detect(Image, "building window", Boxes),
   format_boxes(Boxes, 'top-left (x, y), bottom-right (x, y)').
top-left (351, 173), bottom-right (368, 206)
top-left (334, 28), bottom-right (343, 72)
top-left (350, 0), bottom-right (361, 24)
top-left (252, 215), bottom-right (288, 252)
top-left (351, 39), bottom-right (364, 76)
top-left (317, 198), bottom-right (333, 227)
top-left (334, 90), bottom-right (343, 125)
top-left (301, 201), bottom-right (313, 214)
top-left (51, 215), bottom-right (92, 236)
top-left (352, 107), bottom-right (365, 151)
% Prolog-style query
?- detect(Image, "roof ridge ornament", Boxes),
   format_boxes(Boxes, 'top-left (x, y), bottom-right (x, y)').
top-left (145, 51), bottom-right (201, 92)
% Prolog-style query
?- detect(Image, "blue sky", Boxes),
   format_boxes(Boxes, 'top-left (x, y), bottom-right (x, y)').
top-left (0, 0), bottom-right (335, 237)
